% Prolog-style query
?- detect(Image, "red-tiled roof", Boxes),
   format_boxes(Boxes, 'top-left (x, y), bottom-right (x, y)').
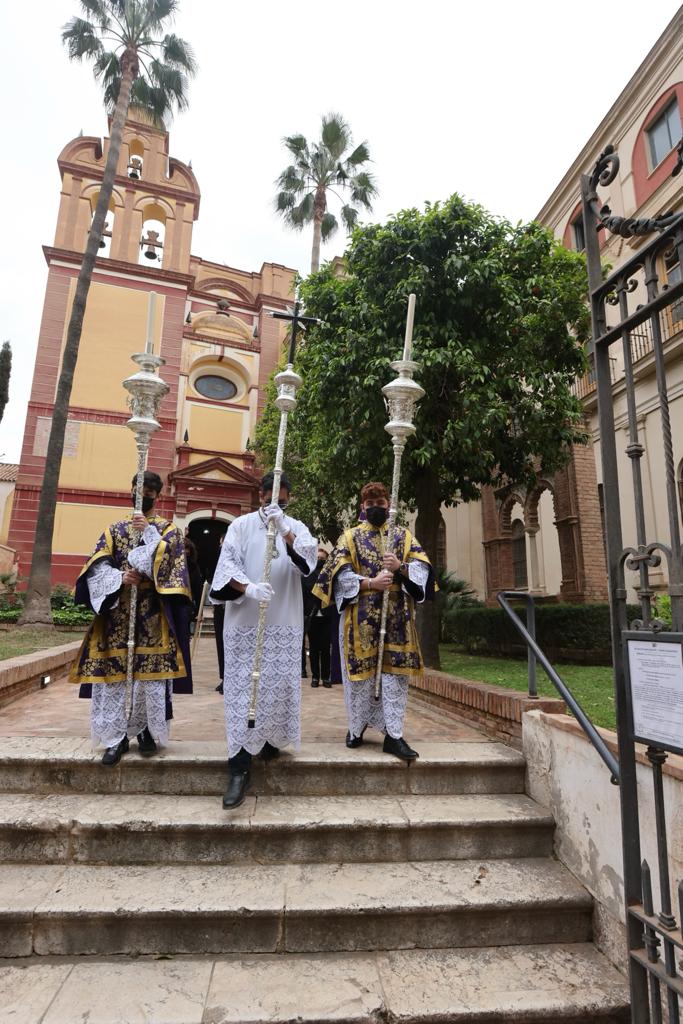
top-left (0, 464), bottom-right (18, 482)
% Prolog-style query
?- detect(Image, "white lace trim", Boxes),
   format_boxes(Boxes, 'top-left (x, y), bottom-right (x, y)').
top-left (222, 624), bottom-right (302, 756)
top-left (90, 680), bottom-right (170, 749)
top-left (334, 566), bottom-right (363, 610)
top-left (86, 561), bottom-right (123, 614)
top-left (343, 670), bottom-right (410, 740)
top-left (210, 530), bottom-right (250, 603)
top-left (292, 529), bottom-right (318, 574)
top-left (406, 559), bottom-right (430, 602)
top-left (127, 524), bottom-right (161, 578)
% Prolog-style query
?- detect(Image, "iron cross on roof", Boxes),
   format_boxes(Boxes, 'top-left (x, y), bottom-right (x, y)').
top-left (269, 301), bottom-right (321, 365)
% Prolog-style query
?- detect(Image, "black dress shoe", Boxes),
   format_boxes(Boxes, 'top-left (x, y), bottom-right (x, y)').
top-left (345, 727), bottom-right (366, 749)
top-left (383, 735), bottom-right (419, 761)
top-left (322, 679), bottom-right (332, 688)
top-left (101, 735), bottom-right (129, 766)
top-left (259, 742), bottom-right (280, 761)
top-left (311, 678), bottom-right (320, 688)
top-left (215, 683), bottom-right (224, 694)
top-left (136, 727), bottom-right (157, 757)
top-left (222, 771), bottom-right (251, 809)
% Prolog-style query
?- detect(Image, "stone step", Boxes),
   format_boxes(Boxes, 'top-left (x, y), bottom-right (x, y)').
top-left (0, 791), bottom-right (554, 865)
top-left (0, 738), bottom-right (526, 797)
top-left (0, 945), bottom-right (630, 1023)
top-left (2, 858), bottom-right (593, 957)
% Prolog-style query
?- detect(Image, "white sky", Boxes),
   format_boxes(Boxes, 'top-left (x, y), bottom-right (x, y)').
top-left (0, 0), bottom-right (680, 462)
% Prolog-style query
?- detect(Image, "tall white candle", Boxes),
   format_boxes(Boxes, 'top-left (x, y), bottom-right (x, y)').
top-left (145, 292), bottom-right (157, 354)
top-left (402, 293), bottom-right (416, 361)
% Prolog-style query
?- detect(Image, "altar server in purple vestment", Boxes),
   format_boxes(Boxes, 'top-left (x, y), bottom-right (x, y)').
top-left (70, 472), bottom-right (193, 766)
top-left (314, 481), bottom-right (434, 761)
top-left (210, 471), bottom-right (318, 810)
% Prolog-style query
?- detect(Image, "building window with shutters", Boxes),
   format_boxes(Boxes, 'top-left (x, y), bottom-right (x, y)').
top-left (647, 98), bottom-right (681, 169)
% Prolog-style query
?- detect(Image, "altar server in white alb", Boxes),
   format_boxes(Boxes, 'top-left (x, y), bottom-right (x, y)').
top-left (211, 471), bottom-right (318, 809)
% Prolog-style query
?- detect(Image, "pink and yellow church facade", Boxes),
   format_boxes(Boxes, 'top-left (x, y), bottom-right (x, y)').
top-left (7, 111), bottom-right (295, 585)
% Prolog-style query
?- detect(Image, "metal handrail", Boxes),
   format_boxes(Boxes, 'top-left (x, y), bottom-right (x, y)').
top-left (497, 591), bottom-right (620, 785)
top-left (497, 591), bottom-right (538, 698)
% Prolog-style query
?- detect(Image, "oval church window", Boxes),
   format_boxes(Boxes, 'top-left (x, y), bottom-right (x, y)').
top-left (194, 374), bottom-right (237, 401)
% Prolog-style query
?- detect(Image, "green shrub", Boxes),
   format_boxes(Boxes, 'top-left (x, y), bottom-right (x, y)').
top-left (443, 602), bottom-right (641, 663)
top-left (50, 584), bottom-right (76, 610)
top-left (652, 593), bottom-right (672, 628)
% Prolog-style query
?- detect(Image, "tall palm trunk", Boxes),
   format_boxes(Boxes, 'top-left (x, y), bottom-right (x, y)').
top-left (310, 187), bottom-right (326, 274)
top-left (19, 52), bottom-right (138, 626)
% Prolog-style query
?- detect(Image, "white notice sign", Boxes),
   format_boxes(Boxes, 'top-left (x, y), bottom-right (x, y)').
top-left (627, 640), bottom-right (683, 751)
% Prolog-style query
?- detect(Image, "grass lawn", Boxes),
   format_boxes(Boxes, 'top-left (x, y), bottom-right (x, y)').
top-left (439, 645), bottom-right (617, 731)
top-left (0, 628), bottom-right (79, 662)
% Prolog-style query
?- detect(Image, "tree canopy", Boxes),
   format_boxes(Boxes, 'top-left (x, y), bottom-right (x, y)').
top-left (255, 195), bottom-right (590, 663)
top-left (0, 341), bottom-right (11, 425)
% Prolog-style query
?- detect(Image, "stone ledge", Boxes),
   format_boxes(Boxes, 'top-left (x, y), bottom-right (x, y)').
top-left (530, 709), bottom-right (683, 782)
top-left (411, 671), bottom-right (566, 749)
top-left (0, 642), bottom-right (80, 709)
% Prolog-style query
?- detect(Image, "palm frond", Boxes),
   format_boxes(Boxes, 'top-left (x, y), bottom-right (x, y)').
top-left (288, 192), bottom-right (315, 229)
top-left (275, 165), bottom-right (306, 194)
top-left (274, 191), bottom-right (297, 213)
top-left (320, 211), bottom-right (338, 242)
top-left (62, 16), bottom-right (104, 60)
top-left (344, 141), bottom-right (370, 167)
top-left (130, 76), bottom-right (172, 124)
top-left (349, 170), bottom-right (378, 209)
top-left (320, 112), bottom-right (351, 161)
top-left (340, 204), bottom-right (359, 233)
top-left (145, 0), bottom-right (180, 32)
top-left (148, 58), bottom-right (191, 112)
top-left (93, 48), bottom-right (121, 100)
top-left (283, 133), bottom-right (310, 163)
top-left (78, 0), bottom-right (111, 31)
top-left (160, 32), bottom-right (197, 74)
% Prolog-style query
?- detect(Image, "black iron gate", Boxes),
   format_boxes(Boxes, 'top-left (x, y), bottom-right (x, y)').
top-left (580, 140), bottom-right (683, 1022)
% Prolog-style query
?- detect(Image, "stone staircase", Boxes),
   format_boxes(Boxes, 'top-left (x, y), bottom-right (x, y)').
top-left (0, 737), bottom-right (630, 1023)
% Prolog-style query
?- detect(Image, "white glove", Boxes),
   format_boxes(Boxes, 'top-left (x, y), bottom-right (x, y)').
top-left (245, 581), bottom-right (274, 603)
top-left (264, 503), bottom-right (291, 537)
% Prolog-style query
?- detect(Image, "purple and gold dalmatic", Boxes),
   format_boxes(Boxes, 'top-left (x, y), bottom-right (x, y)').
top-left (314, 522), bottom-right (433, 681)
top-left (69, 516), bottom-right (193, 692)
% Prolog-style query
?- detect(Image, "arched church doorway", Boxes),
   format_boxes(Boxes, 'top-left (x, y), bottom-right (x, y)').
top-left (188, 518), bottom-right (226, 584)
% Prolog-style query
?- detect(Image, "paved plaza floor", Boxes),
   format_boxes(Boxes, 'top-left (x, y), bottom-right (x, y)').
top-left (0, 637), bottom-right (482, 747)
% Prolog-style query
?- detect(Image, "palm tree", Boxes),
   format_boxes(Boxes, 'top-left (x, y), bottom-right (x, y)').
top-left (274, 113), bottom-right (378, 274)
top-left (19, 0), bottom-right (196, 626)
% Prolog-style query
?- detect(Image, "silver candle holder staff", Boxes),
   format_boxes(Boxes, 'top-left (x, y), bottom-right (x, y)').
top-left (122, 292), bottom-right (169, 717)
top-left (374, 293), bottom-right (425, 700)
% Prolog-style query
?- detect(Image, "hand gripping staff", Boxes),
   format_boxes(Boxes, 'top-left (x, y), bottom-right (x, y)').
top-left (247, 301), bottom-right (320, 728)
top-left (374, 294), bottom-right (425, 701)
top-left (122, 293), bottom-right (169, 719)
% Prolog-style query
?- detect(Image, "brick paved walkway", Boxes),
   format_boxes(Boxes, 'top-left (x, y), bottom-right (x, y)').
top-left (0, 638), bottom-right (483, 747)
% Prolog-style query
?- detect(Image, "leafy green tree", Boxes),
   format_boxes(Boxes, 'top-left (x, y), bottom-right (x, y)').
top-left (20, 0), bottom-right (196, 626)
top-left (255, 195), bottom-right (590, 666)
top-left (0, 342), bottom-right (11, 424)
top-left (274, 113), bottom-right (378, 274)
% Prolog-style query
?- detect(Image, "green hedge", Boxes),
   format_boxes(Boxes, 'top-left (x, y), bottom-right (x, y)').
top-left (0, 608), bottom-right (92, 625)
top-left (443, 602), bottom-right (640, 663)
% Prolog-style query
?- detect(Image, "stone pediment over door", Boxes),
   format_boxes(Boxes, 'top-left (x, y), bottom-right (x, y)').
top-left (169, 456), bottom-right (259, 517)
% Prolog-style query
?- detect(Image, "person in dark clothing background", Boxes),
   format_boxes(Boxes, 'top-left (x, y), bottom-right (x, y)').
top-left (213, 534), bottom-right (226, 694)
top-left (184, 538), bottom-right (205, 626)
top-left (302, 545), bottom-right (333, 688)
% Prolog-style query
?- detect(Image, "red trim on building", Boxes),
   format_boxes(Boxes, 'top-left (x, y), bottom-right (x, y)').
top-left (632, 82), bottom-right (683, 208)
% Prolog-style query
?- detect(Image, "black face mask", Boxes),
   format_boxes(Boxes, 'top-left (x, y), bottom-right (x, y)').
top-left (132, 494), bottom-right (155, 514)
top-left (316, 557), bottom-right (326, 569)
top-left (366, 506), bottom-right (388, 527)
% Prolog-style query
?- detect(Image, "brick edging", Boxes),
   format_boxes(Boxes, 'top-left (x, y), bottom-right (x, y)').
top-left (0, 642), bottom-right (81, 709)
top-left (410, 670), bottom-right (566, 749)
